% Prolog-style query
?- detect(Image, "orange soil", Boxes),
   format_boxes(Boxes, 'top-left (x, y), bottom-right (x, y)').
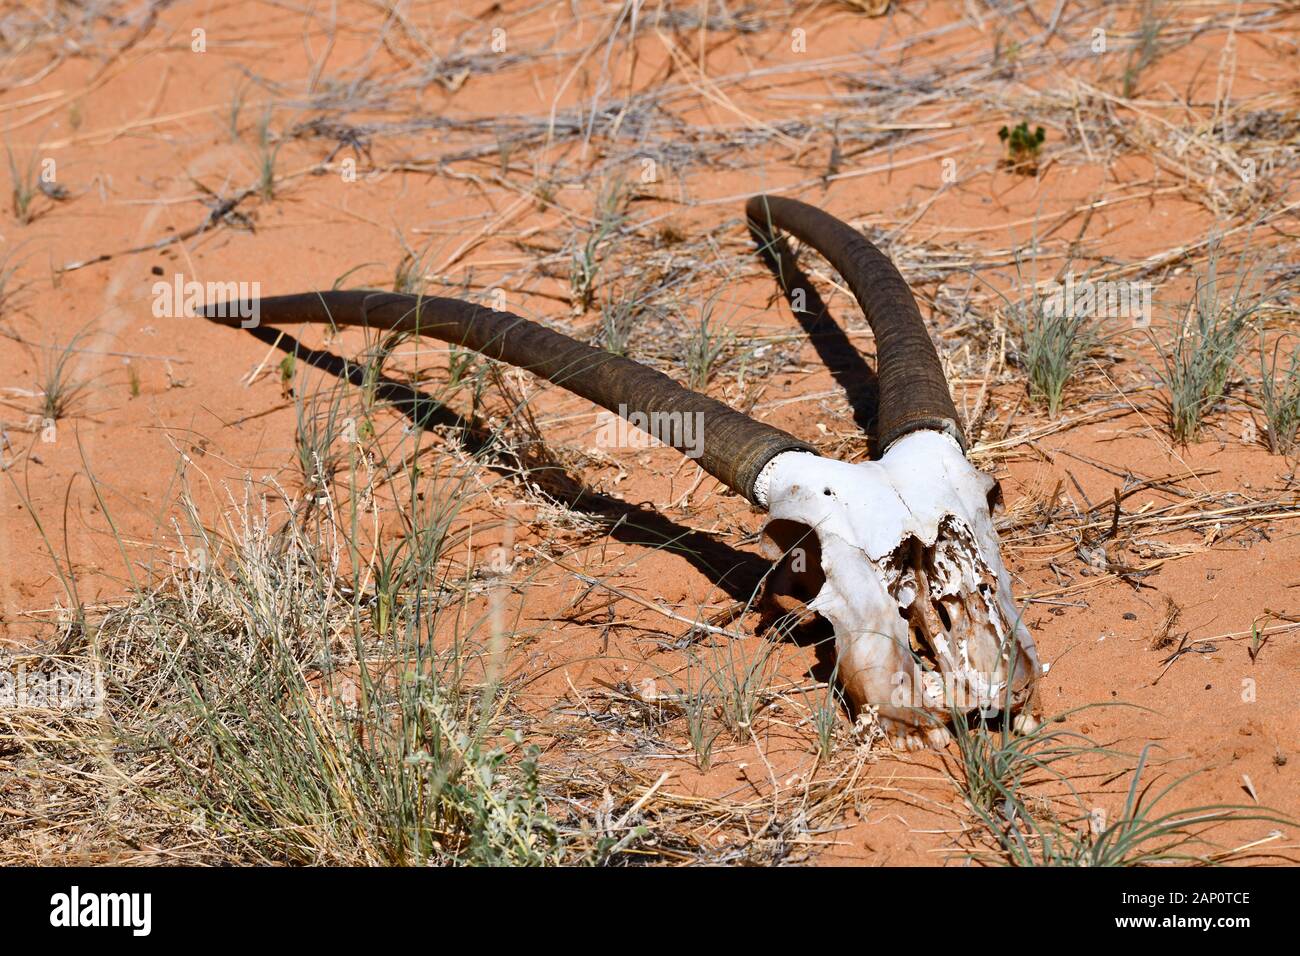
top-left (1, 1), bottom-right (1297, 864)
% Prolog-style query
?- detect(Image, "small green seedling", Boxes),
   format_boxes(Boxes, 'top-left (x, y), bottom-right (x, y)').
top-left (7, 142), bottom-right (41, 224)
top-left (279, 354), bottom-right (296, 397)
top-left (998, 122), bottom-right (1047, 173)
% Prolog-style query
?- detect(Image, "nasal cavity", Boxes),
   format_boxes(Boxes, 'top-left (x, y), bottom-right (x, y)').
top-left (936, 602), bottom-right (952, 631)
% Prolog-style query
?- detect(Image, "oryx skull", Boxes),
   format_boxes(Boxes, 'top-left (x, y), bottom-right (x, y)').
top-left (755, 431), bottom-right (1041, 750)
top-left (202, 194), bottom-right (1043, 750)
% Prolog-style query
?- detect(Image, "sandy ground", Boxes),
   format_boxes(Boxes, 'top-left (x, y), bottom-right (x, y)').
top-left (1, 1), bottom-right (1298, 864)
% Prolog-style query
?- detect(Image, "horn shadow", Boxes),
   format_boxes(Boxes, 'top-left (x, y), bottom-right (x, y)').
top-left (747, 219), bottom-right (882, 453)
top-left (245, 325), bottom-right (771, 602)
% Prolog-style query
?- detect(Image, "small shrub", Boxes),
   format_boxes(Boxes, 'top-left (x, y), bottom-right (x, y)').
top-left (998, 122), bottom-right (1046, 173)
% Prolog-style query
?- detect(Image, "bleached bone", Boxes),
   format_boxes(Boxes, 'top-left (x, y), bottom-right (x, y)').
top-left (755, 431), bottom-right (1040, 751)
top-left (201, 195), bottom-right (1043, 749)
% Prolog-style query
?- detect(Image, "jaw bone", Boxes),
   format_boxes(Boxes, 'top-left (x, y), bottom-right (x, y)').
top-left (757, 430), bottom-right (1043, 751)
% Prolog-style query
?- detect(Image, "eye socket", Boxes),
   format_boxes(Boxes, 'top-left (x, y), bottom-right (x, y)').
top-left (760, 519), bottom-right (827, 604)
top-left (985, 478), bottom-right (1005, 514)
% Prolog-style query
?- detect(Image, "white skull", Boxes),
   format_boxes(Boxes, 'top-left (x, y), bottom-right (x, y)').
top-left (755, 429), bottom-right (1042, 750)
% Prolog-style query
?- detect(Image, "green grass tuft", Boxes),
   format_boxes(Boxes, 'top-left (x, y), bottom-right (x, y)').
top-left (1256, 332), bottom-right (1300, 455)
top-left (1153, 239), bottom-right (1264, 443)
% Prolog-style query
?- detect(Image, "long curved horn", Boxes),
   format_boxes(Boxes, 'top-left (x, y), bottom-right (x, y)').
top-left (745, 195), bottom-right (964, 452)
top-left (201, 291), bottom-right (814, 504)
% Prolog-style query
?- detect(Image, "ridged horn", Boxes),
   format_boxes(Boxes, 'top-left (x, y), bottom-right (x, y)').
top-left (201, 291), bottom-right (815, 504)
top-left (745, 195), bottom-right (964, 452)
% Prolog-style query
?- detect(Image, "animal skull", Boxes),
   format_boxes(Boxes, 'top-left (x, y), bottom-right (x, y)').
top-left (756, 430), bottom-right (1043, 751)
top-left (206, 196), bottom-right (1048, 752)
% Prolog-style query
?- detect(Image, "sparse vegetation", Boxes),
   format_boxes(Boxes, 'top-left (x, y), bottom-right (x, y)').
top-left (598, 281), bottom-right (647, 357)
top-left (952, 705), bottom-right (1293, 865)
top-left (97, 461), bottom-right (560, 865)
top-left (682, 288), bottom-right (733, 390)
top-left (254, 105), bottom-right (280, 201)
top-left (673, 657), bottom-right (722, 771)
top-left (6, 140), bottom-right (41, 224)
top-left (278, 353), bottom-right (296, 395)
top-left (805, 669), bottom-right (842, 763)
top-left (1257, 332), bottom-right (1300, 455)
top-left (359, 328), bottom-right (408, 412)
top-left (2, 0), bottom-right (1299, 871)
top-left (227, 81), bottom-right (249, 141)
top-left (1122, 0), bottom-right (1170, 99)
top-left (1153, 240), bottom-right (1264, 442)
top-left (569, 178), bottom-right (627, 313)
top-left (703, 632), bottom-right (780, 741)
top-left (291, 366), bottom-right (355, 493)
top-left (0, 245), bottom-right (20, 317)
top-left (393, 237), bottom-right (435, 295)
top-left (998, 121), bottom-right (1046, 172)
top-left (1001, 255), bottom-right (1099, 418)
top-left (33, 327), bottom-right (93, 421)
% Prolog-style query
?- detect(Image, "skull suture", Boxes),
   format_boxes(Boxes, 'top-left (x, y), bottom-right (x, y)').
top-left (756, 430), bottom-right (1043, 751)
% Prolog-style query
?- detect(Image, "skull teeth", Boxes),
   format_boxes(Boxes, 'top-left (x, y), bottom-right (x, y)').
top-left (885, 515), bottom-right (1015, 711)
